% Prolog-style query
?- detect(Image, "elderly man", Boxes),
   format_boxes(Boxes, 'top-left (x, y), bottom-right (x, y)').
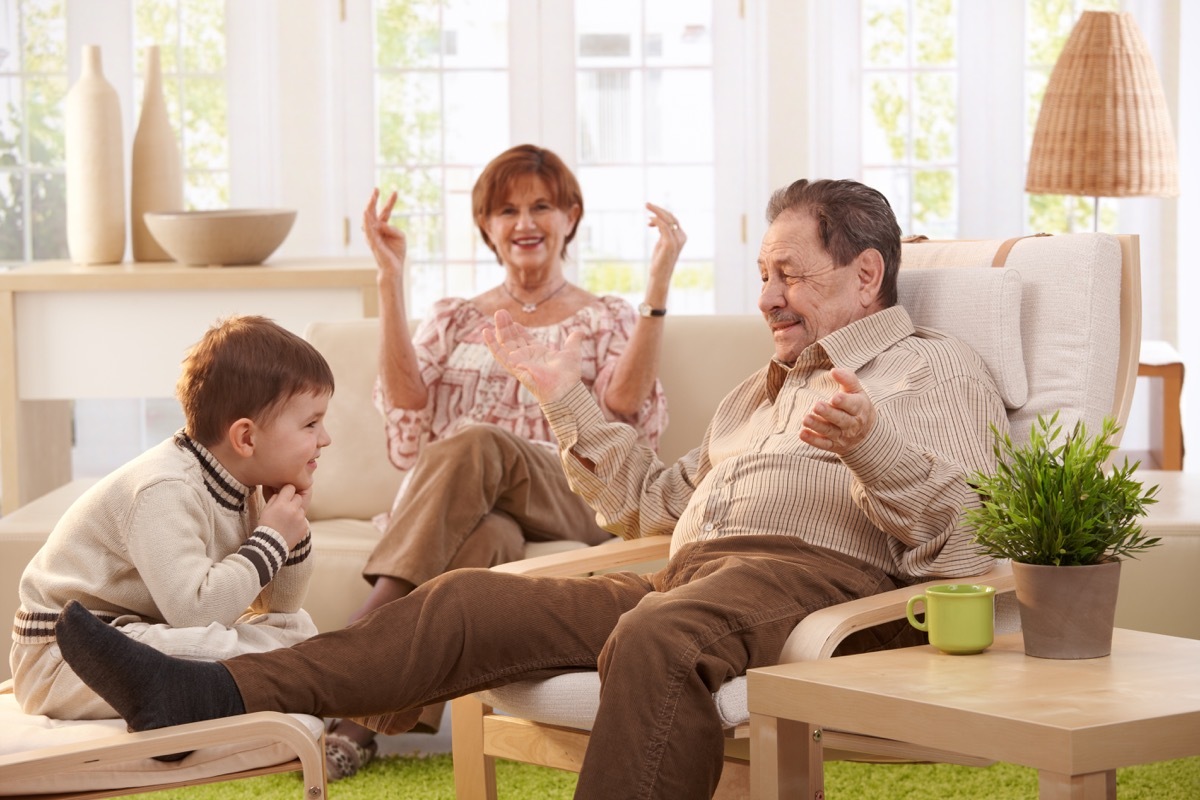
top-left (54, 178), bottom-right (1007, 800)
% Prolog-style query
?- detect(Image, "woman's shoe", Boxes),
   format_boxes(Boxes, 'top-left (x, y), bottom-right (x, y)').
top-left (324, 726), bottom-right (379, 781)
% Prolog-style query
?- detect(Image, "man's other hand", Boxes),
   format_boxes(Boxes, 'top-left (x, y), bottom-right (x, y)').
top-left (800, 367), bottom-right (876, 455)
top-left (483, 309), bottom-right (583, 404)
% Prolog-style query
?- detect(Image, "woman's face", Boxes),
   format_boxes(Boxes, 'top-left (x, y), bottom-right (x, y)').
top-left (484, 175), bottom-right (580, 276)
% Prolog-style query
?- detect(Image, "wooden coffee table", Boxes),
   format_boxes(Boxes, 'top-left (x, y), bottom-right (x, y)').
top-left (747, 628), bottom-right (1200, 799)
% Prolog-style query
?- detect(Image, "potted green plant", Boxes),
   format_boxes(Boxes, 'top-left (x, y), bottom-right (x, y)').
top-left (967, 412), bottom-right (1160, 659)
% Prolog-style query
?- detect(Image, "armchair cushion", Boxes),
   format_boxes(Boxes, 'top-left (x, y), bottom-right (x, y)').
top-left (900, 233), bottom-right (1123, 440)
top-left (896, 267), bottom-right (1027, 408)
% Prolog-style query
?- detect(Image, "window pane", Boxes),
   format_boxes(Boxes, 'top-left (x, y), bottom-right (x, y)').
top-left (182, 75), bottom-right (227, 168)
top-left (180, 0), bottom-right (224, 72)
top-left (186, 168), bottom-right (228, 209)
top-left (913, 72), bottom-right (954, 162)
top-left (912, 167), bottom-right (956, 236)
top-left (645, 68), bottom-right (712, 163)
top-left (443, 71), bottom-right (508, 164)
top-left (0, 171), bottom-right (22, 260)
top-left (578, 70), bottom-right (640, 164)
top-left (863, 0), bottom-right (908, 69)
top-left (644, 0), bottom-right (712, 66)
top-left (863, 74), bottom-right (908, 164)
top-left (376, 0), bottom-right (441, 69)
top-left (0, 76), bottom-right (19, 166)
top-left (378, 166), bottom-right (441, 217)
top-left (914, 0), bottom-right (955, 66)
top-left (443, 0), bottom-right (506, 68)
top-left (646, 165), bottom-right (712, 258)
top-left (863, 166), bottom-right (912, 233)
top-left (862, 0), bottom-right (957, 238)
top-left (5, 0), bottom-right (67, 260)
top-left (577, 0), bottom-right (640, 66)
top-left (21, 0), bottom-right (66, 73)
top-left (378, 71), bottom-right (440, 165)
top-left (26, 75), bottom-right (65, 167)
top-left (135, 1), bottom-right (178, 63)
top-left (1, 1), bottom-right (18, 68)
top-left (29, 169), bottom-right (66, 259)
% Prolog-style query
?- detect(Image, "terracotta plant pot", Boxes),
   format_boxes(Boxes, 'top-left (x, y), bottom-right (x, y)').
top-left (1011, 560), bottom-right (1121, 659)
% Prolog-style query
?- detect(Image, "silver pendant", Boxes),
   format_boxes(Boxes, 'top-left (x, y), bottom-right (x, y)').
top-left (522, 303), bottom-right (536, 313)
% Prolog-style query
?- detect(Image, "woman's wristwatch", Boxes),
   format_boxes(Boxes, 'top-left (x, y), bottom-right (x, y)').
top-left (638, 303), bottom-right (667, 318)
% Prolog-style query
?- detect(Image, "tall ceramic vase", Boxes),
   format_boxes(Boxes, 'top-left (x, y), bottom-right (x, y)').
top-left (131, 46), bottom-right (184, 261)
top-left (65, 45), bottom-right (126, 264)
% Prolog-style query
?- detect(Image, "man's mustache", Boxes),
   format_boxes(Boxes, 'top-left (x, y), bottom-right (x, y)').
top-left (765, 311), bottom-right (804, 327)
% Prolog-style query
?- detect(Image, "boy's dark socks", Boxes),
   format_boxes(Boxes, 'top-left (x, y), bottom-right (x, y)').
top-left (55, 600), bottom-right (246, 732)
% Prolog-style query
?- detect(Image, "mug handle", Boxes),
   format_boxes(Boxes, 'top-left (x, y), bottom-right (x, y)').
top-left (905, 594), bottom-right (928, 631)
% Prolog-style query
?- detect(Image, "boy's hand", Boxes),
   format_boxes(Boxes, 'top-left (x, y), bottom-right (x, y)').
top-left (260, 484), bottom-right (309, 550)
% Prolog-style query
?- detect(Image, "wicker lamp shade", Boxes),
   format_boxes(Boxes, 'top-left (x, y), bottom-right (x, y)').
top-left (1026, 10), bottom-right (1178, 198)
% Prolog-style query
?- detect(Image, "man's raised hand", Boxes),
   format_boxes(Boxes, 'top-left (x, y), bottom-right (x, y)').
top-left (800, 367), bottom-right (877, 455)
top-left (483, 310), bottom-right (583, 404)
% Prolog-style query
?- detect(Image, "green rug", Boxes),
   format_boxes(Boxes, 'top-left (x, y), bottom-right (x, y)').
top-left (141, 753), bottom-right (1200, 799)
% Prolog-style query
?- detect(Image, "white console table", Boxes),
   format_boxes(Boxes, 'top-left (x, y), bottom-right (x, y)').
top-left (0, 259), bottom-right (379, 514)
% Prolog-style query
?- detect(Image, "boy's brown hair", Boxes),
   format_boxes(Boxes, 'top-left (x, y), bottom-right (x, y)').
top-left (177, 315), bottom-right (335, 446)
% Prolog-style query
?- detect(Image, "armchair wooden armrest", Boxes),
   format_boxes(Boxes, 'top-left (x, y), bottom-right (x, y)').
top-left (779, 561), bottom-right (1016, 662)
top-left (491, 534), bottom-right (673, 578)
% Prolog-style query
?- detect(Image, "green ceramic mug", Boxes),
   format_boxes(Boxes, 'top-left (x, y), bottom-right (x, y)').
top-left (905, 584), bottom-right (996, 655)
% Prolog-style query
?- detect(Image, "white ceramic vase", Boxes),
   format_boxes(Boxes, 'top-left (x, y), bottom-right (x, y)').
top-left (131, 46), bottom-right (184, 261)
top-left (65, 45), bottom-right (126, 264)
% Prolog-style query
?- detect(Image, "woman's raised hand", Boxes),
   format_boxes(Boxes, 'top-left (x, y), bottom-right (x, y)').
top-left (364, 188), bottom-right (407, 279)
top-left (646, 202), bottom-right (687, 285)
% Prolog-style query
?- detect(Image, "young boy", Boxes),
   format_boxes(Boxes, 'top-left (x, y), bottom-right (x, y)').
top-left (9, 315), bottom-right (334, 719)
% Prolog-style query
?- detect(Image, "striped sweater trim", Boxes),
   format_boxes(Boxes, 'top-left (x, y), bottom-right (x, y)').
top-left (13, 607), bottom-right (122, 645)
top-left (174, 431), bottom-right (250, 512)
top-left (285, 531), bottom-right (313, 567)
top-left (238, 527), bottom-right (288, 587)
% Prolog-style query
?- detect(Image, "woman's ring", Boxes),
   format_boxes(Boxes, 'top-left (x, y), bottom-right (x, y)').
top-left (671, 223), bottom-right (680, 230)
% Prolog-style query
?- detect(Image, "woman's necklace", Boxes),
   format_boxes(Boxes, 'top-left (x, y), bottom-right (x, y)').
top-left (503, 280), bottom-right (568, 314)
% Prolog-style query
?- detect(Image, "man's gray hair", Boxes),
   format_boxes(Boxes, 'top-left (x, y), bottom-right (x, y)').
top-left (765, 179), bottom-right (902, 308)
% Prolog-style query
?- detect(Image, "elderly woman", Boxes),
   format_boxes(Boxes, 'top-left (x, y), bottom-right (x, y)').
top-left (325, 144), bottom-right (682, 778)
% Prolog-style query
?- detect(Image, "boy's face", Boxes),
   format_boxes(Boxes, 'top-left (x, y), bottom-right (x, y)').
top-left (252, 389), bottom-right (333, 493)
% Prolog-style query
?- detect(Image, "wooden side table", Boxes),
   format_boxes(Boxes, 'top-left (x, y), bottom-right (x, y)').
top-left (748, 628), bottom-right (1200, 799)
top-left (1138, 340), bottom-right (1184, 470)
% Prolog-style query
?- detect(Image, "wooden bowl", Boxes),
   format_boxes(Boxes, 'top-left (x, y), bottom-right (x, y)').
top-left (143, 209), bottom-right (297, 266)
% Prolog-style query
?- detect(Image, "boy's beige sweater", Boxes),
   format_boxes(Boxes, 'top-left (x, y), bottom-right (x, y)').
top-left (12, 431), bottom-right (313, 645)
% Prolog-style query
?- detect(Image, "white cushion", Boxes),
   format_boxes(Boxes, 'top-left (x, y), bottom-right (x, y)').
top-left (897, 266), bottom-right (1027, 408)
top-left (0, 685), bottom-right (323, 795)
top-left (479, 672), bottom-right (749, 731)
top-left (900, 233), bottom-right (1122, 443)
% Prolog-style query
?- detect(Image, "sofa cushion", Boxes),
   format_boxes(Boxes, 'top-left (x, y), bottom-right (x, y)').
top-left (897, 266), bottom-right (1027, 409)
top-left (304, 320), bottom-right (403, 522)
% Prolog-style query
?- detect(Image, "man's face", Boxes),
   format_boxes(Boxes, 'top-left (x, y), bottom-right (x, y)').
top-left (756, 210), bottom-right (879, 366)
top-left (252, 389), bottom-right (332, 493)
